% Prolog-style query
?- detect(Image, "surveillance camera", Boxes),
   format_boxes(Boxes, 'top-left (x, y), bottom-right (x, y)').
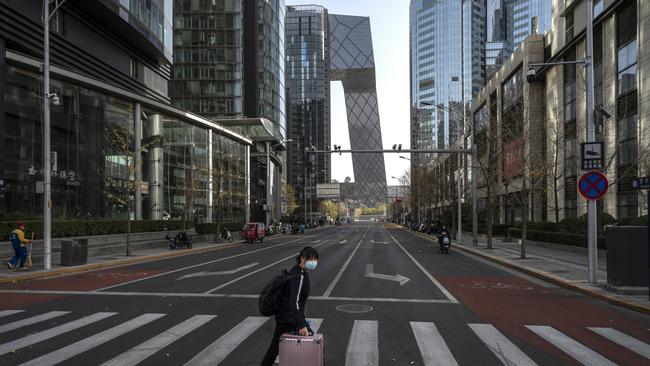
top-left (526, 68), bottom-right (536, 83)
top-left (392, 144), bottom-right (397, 150)
top-left (51, 94), bottom-right (61, 106)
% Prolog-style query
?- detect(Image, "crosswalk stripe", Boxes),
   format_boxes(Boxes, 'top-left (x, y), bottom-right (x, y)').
top-left (411, 321), bottom-right (458, 366)
top-left (526, 325), bottom-right (616, 366)
top-left (19, 313), bottom-right (165, 366)
top-left (345, 320), bottom-right (378, 366)
top-left (0, 310), bottom-right (24, 319)
top-left (101, 314), bottom-right (217, 366)
top-left (0, 311), bottom-right (70, 335)
top-left (588, 327), bottom-right (650, 359)
top-left (0, 312), bottom-right (116, 356)
top-left (184, 316), bottom-right (269, 366)
top-left (469, 324), bottom-right (538, 366)
top-left (275, 318), bottom-right (324, 364)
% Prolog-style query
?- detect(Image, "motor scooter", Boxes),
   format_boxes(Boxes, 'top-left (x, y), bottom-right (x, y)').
top-left (438, 227), bottom-right (450, 253)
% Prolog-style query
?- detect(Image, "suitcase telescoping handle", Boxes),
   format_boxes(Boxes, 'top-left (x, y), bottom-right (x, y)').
top-left (281, 334), bottom-right (322, 344)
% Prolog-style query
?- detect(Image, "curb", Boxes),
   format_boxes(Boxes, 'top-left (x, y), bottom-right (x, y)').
top-left (0, 240), bottom-right (246, 284)
top-left (0, 229), bottom-right (325, 284)
top-left (397, 227), bottom-right (650, 316)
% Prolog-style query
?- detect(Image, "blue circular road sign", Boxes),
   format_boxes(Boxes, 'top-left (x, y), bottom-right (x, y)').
top-left (578, 171), bottom-right (609, 200)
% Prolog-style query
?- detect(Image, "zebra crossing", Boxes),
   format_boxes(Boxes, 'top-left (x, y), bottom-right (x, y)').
top-left (0, 309), bottom-right (648, 365)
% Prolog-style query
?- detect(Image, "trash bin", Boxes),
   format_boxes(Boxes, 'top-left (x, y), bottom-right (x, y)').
top-left (60, 239), bottom-right (83, 266)
top-left (606, 226), bottom-right (648, 287)
top-left (74, 238), bottom-right (88, 265)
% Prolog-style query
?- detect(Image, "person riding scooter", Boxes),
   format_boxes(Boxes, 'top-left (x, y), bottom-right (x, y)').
top-left (438, 225), bottom-right (450, 253)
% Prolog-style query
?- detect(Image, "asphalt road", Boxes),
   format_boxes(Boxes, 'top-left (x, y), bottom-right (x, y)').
top-left (1, 222), bottom-right (649, 365)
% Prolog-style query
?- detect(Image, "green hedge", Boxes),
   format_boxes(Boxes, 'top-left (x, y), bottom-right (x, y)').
top-left (0, 220), bottom-right (187, 241)
top-left (509, 228), bottom-right (606, 250)
top-left (194, 222), bottom-right (245, 235)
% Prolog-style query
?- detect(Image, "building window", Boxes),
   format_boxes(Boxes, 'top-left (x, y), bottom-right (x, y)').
top-left (565, 12), bottom-right (574, 42)
top-left (129, 58), bottom-right (139, 79)
top-left (594, 0), bottom-right (604, 17)
top-left (616, 41), bottom-right (637, 96)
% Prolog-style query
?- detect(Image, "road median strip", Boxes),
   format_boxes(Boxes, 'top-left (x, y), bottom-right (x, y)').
top-left (396, 226), bottom-right (650, 316)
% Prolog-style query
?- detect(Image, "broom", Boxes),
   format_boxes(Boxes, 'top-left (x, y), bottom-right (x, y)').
top-left (26, 232), bottom-right (34, 269)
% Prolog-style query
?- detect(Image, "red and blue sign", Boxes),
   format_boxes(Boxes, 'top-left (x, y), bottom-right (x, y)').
top-left (578, 171), bottom-right (609, 200)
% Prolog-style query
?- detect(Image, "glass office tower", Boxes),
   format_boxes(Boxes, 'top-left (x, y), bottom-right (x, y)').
top-left (170, 0), bottom-right (244, 119)
top-left (285, 6), bottom-right (330, 210)
top-left (410, 0), bottom-right (485, 155)
top-left (486, 0), bottom-right (552, 76)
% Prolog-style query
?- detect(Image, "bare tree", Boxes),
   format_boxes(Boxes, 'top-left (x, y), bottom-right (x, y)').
top-left (545, 92), bottom-right (568, 223)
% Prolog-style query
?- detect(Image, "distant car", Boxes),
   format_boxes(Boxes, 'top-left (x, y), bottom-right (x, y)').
top-left (243, 222), bottom-right (266, 243)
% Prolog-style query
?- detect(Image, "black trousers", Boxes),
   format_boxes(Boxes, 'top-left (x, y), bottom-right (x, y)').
top-left (261, 321), bottom-right (295, 366)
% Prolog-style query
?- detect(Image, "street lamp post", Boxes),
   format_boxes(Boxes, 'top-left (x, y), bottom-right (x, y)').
top-left (42, 0), bottom-right (67, 270)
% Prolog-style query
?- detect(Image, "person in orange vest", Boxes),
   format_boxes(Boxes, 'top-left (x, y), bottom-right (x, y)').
top-left (7, 222), bottom-right (32, 270)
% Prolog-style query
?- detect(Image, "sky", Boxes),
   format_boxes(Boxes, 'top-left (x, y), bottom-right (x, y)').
top-left (287, 0), bottom-right (411, 187)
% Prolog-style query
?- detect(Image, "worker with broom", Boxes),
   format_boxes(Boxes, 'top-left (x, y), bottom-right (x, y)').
top-left (7, 222), bottom-right (32, 271)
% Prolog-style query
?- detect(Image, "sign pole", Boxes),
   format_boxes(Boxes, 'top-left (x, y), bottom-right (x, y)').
top-left (647, 191), bottom-right (649, 301)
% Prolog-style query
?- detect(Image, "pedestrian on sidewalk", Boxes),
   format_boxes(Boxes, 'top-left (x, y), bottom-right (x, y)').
top-left (260, 246), bottom-right (319, 366)
top-left (7, 222), bottom-right (32, 270)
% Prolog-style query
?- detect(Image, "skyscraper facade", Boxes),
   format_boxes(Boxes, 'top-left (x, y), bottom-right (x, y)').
top-left (486, 0), bottom-right (552, 77)
top-left (410, 0), bottom-right (485, 160)
top-left (171, 0), bottom-right (286, 224)
top-left (285, 5), bottom-right (330, 211)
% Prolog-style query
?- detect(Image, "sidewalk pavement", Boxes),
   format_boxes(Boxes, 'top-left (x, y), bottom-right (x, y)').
top-left (404, 227), bottom-right (650, 315)
top-left (0, 225), bottom-right (333, 283)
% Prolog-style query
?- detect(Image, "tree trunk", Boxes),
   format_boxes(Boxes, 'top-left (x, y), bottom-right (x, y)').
top-left (553, 177), bottom-right (560, 222)
top-left (486, 182), bottom-right (493, 249)
top-left (126, 218), bottom-right (131, 257)
top-left (521, 186), bottom-right (528, 259)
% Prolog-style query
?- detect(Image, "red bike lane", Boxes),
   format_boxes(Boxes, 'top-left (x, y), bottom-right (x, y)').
top-left (438, 275), bottom-right (650, 365)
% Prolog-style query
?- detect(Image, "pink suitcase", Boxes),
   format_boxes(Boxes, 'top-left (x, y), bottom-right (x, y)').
top-left (278, 333), bottom-right (324, 366)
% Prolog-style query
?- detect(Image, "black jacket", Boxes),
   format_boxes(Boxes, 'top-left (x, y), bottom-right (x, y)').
top-left (275, 265), bottom-right (309, 329)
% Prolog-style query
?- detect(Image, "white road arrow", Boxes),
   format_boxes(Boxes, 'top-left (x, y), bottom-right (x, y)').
top-left (176, 263), bottom-right (259, 281)
top-left (338, 240), bottom-right (348, 244)
top-left (364, 264), bottom-right (410, 286)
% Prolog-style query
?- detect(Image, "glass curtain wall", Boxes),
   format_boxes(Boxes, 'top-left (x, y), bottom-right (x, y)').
top-left (2, 65), bottom-right (248, 222)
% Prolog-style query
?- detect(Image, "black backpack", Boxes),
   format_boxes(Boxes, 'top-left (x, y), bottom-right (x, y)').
top-left (259, 269), bottom-right (298, 316)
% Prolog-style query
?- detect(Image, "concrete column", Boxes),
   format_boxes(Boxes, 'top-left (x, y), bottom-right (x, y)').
top-left (206, 130), bottom-right (213, 223)
top-left (0, 36), bottom-right (6, 213)
top-left (134, 103), bottom-right (142, 220)
top-left (602, 15), bottom-right (618, 217)
top-left (638, 0), bottom-right (650, 216)
top-left (245, 145), bottom-right (251, 223)
top-left (146, 114), bottom-right (164, 219)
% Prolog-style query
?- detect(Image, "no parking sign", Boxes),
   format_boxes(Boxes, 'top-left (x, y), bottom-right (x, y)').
top-left (578, 171), bottom-right (609, 200)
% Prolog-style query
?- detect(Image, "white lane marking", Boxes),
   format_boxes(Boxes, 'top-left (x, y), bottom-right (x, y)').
top-left (384, 227), bottom-right (459, 303)
top-left (469, 324), bottom-right (538, 366)
top-left (369, 240), bottom-right (388, 244)
top-left (204, 241), bottom-right (328, 294)
top-left (176, 263), bottom-right (259, 280)
top-left (274, 318), bottom-right (324, 364)
top-left (94, 235), bottom-right (317, 292)
top-left (411, 322), bottom-right (458, 366)
top-left (0, 310), bottom-right (24, 318)
top-left (0, 311), bottom-right (70, 335)
top-left (20, 313), bottom-right (165, 366)
top-left (322, 240), bottom-right (363, 297)
top-left (0, 312), bottom-right (117, 356)
top-left (101, 314), bottom-right (217, 366)
top-left (364, 264), bottom-right (410, 286)
top-left (338, 240), bottom-right (348, 244)
top-left (526, 325), bottom-right (616, 366)
top-left (588, 327), bottom-right (650, 359)
top-left (0, 289), bottom-right (455, 303)
top-left (345, 320), bottom-right (378, 366)
top-left (184, 316), bottom-right (268, 366)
